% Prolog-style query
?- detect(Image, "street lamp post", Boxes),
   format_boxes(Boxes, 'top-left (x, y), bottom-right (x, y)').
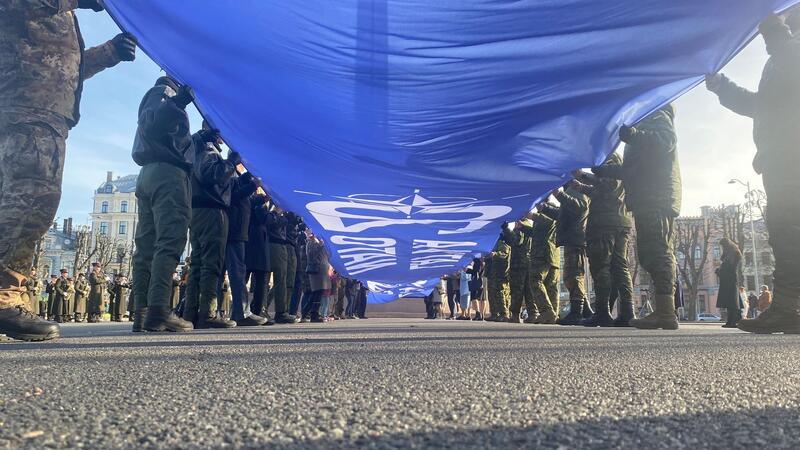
top-left (729, 179), bottom-right (760, 292)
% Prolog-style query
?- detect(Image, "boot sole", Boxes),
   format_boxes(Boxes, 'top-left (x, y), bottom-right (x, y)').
top-left (4, 330), bottom-right (60, 342)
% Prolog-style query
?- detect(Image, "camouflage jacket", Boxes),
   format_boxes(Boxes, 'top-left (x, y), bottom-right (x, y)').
top-left (0, 0), bottom-right (121, 128)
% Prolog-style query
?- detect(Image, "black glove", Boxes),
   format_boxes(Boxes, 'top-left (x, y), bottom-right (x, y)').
top-left (112, 33), bottom-right (137, 62)
top-left (253, 194), bottom-right (268, 207)
top-left (619, 126), bottom-right (636, 143)
top-left (172, 85), bottom-right (194, 109)
top-left (227, 151), bottom-right (242, 167)
top-left (240, 171), bottom-right (255, 186)
top-left (78, 0), bottom-right (104, 11)
top-left (198, 128), bottom-right (220, 144)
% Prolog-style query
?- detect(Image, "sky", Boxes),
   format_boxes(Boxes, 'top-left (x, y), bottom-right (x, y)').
top-left (57, 10), bottom-right (768, 224)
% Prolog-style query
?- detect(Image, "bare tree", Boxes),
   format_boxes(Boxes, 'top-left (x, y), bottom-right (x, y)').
top-left (94, 233), bottom-right (118, 270)
top-left (32, 234), bottom-right (47, 275)
top-left (674, 217), bottom-right (711, 321)
top-left (72, 226), bottom-right (97, 277)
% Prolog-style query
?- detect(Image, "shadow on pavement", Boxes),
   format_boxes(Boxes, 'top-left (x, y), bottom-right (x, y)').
top-left (281, 406), bottom-right (800, 449)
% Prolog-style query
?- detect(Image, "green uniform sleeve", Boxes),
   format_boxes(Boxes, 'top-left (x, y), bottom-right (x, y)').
top-left (714, 75), bottom-right (756, 119)
top-left (626, 113), bottom-right (677, 153)
top-left (83, 42), bottom-right (122, 81)
top-left (554, 190), bottom-right (587, 213)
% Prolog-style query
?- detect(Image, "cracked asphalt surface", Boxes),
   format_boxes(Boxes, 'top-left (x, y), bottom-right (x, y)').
top-left (1, 319), bottom-right (799, 449)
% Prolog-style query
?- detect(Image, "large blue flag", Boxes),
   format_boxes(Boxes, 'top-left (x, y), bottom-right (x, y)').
top-left (104, 0), bottom-right (797, 303)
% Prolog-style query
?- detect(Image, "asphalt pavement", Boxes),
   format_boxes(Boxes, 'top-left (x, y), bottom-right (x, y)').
top-left (1, 319), bottom-right (799, 449)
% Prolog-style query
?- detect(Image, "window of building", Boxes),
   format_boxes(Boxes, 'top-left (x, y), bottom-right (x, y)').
top-left (693, 245), bottom-right (702, 260)
top-left (761, 252), bottom-right (772, 266)
top-left (698, 294), bottom-right (707, 313)
top-left (745, 252), bottom-right (753, 265)
top-left (746, 276), bottom-right (756, 291)
top-left (120, 201), bottom-right (128, 213)
top-left (104, 184), bottom-right (113, 193)
top-left (713, 245), bottom-right (721, 260)
top-left (101, 201), bottom-right (109, 214)
top-left (676, 250), bottom-right (685, 261)
top-left (118, 222), bottom-right (127, 235)
top-left (99, 222), bottom-right (109, 235)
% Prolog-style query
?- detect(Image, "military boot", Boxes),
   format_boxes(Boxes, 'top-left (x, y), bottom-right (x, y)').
top-left (196, 313), bottom-right (237, 329)
top-left (738, 289), bottom-right (800, 334)
top-left (630, 294), bottom-right (679, 330)
top-left (535, 308), bottom-right (557, 324)
top-left (132, 308), bottom-right (148, 332)
top-left (559, 299), bottom-right (584, 326)
top-left (614, 299), bottom-right (636, 327)
top-left (144, 306), bottom-right (194, 332)
top-left (582, 297), bottom-right (615, 327)
top-left (0, 304), bottom-right (61, 342)
top-left (582, 299), bottom-right (594, 319)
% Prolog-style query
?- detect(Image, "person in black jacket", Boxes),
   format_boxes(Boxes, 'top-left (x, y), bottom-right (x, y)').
top-left (222, 173), bottom-right (264, 326)
top-left (266, 209), bottom-right (296, 323)
top-left (246, 194), bottom-right (272, 324)
top-left (130, 77), bottom-right (195, 333)
top-left (182, 122), bottom-right (239, 329)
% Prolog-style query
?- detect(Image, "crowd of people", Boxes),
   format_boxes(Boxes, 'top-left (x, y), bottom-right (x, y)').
top-left (418, 10), bottom-right (800, 334)
top-left (0, 3), bottom-right (799, 341)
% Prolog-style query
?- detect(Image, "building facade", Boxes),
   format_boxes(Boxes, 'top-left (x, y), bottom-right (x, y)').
top-left (89, 172), bottom-right (138, 274)
top-left (40, 220), bottom-right (78, 277)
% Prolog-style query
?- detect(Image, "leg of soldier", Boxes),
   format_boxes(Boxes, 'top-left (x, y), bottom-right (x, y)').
top-left (508, 270), bottom-right (524, 323)
top-left (249, 270), bottom-right (269, 317)
top-left (183, 233), bottom-right (203, 323)
top-left (225, 242), bottom-right (250, 322)
top-left (136, 163), bottom-right (193, 332)
top-left (584, 232), bottom-right (615, 327)
top-left (0, 120), bottom-right (64, 341)
top-left (523, 273), bottom-right (538, 323)
top-left (268, 243), bottom-right (288, 318)
top-left (545, 266), bottom-right (560, 319)
top-left (630, 211), bottom-right (678, 330)
top-left (739, 171), bottom-right (800, 333)
top-left (288, 272), bottom-right (302, 317)
top-left (560, 246), bottom-right (586, 325)
top-left (501, 282), bottom-right (511, 318)
top-left (531, 261), bottom-right (557, 324)
top-left (282, 247), bottom-right (297, 321)
top-left (192, 208), bottom-right (233, 328)
top-left (611, 229), bottom-right (636, 326)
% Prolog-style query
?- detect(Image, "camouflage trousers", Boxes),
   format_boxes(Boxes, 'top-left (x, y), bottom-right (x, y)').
top-left (0, 117), bottom-right (68, 305)
top-left (587, 228), bottom-right (633, 306)
top-left (509, 265), bottom-right (535, 316)
top-left (562, 246), bottom-right (586, 303)
top-left (487, 277), bottom-right (509, 318)
top-left (531, 261), bottom-right (560, 314)
top-left (633, 210), bottom-right (676, 297)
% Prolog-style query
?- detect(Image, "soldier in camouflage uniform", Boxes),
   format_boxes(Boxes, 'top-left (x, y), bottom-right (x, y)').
top-left (484, 237), bottom-right (510, 322)
top-left (502, 220), bottom-right (537, 324)
top-left (0, 0), bottom-right (137, 341)
top-left (525, 208), bottom-right (560, 324)
top-left (574, 152), bottom-right (635, 327)
top-left (87, 263), bottom-right (105, 323)
top-left (593, 104), bottom-right (681, 330)
top-left (24, 268), bottom-right (42, 315)
top-left (541, 184), bottom-right (591, 326)
top-left (73, 272), bottom-right (88, 322)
